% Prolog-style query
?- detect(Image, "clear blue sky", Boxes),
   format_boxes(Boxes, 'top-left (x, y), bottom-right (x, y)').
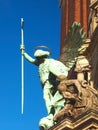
top-left (0, 0), bottom-right (61, 130)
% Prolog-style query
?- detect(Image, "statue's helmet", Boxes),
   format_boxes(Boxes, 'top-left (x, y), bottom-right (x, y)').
top-left (34, 46), bottom-right (52, 58)
top-left (34, 49), bottom-right (50, 57)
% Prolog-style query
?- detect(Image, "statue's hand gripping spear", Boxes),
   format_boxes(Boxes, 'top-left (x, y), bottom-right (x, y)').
top-left (20, 18), bottom-right (25, 114)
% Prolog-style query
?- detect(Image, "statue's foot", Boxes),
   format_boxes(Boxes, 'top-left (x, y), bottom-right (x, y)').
top-left (39, 114), bottom-right (54, 130)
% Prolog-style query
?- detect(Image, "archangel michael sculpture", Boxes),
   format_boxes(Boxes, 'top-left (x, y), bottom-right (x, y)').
top-left (20, 22), bottom-right (98, 130)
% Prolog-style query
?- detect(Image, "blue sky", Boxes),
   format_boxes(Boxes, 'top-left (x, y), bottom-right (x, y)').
top-left (0, 0), bottom-right (61, 130)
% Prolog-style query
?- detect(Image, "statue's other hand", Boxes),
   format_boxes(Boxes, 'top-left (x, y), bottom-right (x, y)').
top-left (20, 45), bottom-right (25, 54)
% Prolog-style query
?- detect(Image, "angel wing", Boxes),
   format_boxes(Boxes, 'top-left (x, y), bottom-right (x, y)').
top-left (58, 22), bottom-right (86, 71)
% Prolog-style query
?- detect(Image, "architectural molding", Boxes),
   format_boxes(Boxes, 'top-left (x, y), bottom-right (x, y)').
top-left (49, 109), bottom-right (98, 130)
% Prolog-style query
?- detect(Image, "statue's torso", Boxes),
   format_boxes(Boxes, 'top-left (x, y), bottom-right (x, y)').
top-left (39, 58), bottom-right (69, 84)
top-left (39, 59), bottom-right (50, 84)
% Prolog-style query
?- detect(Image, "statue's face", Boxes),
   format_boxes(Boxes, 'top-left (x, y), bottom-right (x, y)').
top-left (36, 57), bottom-right (45, 65)
top-left (67, 86), bottom-right (74, 93)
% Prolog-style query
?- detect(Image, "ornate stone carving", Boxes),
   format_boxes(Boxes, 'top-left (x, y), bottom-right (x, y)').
top-left (49, 109), bottom-right (98, 130)
top-left (53, 79), bottom-right (98, 123)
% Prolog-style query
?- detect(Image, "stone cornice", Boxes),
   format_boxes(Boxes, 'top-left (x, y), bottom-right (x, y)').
top-left (49, 109), bottom-right (98, 130)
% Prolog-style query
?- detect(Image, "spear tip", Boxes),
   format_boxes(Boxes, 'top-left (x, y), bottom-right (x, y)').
top-left (21, 18), bottom-right (24, 28)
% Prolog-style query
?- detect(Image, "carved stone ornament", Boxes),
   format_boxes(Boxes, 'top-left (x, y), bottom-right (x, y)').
top-left (49, 109), bottom-right (98, 130)
top-left (48, 23), bottom-right (98, 129)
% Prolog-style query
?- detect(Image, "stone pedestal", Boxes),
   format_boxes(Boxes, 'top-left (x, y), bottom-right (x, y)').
top-left (49, 109), bottom-right (98, 130)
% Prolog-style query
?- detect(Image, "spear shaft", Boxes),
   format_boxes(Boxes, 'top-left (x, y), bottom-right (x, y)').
top-left (21, 18), bottom-right (24, 114)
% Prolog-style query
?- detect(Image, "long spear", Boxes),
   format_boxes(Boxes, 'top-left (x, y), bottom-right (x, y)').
top-left (21, 18), bottom-right (24, 114)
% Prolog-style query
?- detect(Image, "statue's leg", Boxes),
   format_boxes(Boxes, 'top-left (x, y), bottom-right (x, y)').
top-left (43, 88), bottom-right (52, 114)
top-left (53, 104), bottom-right (73, 121)
top-left (52, 91), bottom-right (65, 115)
top-left (53, 108), bottom-right (65, 121)
top-left (43, 82), bottom-right (53, 114)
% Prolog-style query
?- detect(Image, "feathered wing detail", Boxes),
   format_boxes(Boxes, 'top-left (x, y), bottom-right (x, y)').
top-left (58, 22), bottom-right (86, 70)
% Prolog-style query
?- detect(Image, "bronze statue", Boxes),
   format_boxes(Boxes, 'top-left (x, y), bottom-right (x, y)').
top-left (20, 22), bottom-right (91, 130)
top-left (20, 46), bottom-right (70, 129)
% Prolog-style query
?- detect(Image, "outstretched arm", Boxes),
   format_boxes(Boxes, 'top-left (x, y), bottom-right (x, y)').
top-left (20, 45), bottom-right (36, 63)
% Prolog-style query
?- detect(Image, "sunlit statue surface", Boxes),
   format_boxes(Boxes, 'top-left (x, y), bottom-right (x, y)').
top-left (20, 22), bottom-right (98, 130)
top-left (20, 45), bottom-right (71, 129)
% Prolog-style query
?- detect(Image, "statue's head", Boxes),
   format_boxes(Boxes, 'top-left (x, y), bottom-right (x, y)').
top-left (34, 46), bottom-right (52, 60)
top-left (34, 49), bottom-right (50, 58)
top-left (33, 46), bottom-right (52, 65)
